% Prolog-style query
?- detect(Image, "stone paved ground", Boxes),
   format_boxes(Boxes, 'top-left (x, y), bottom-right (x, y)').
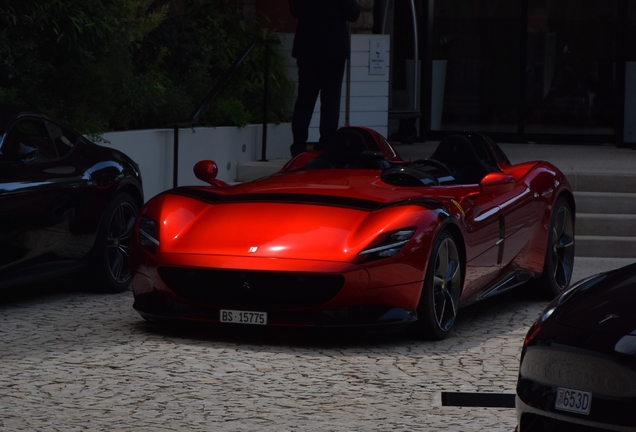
top-left (0, 279), bottom-right (552, 432)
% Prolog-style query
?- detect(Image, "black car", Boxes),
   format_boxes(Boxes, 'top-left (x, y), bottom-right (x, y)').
top-left (0, 110), bottom-right (144, 292)
top-left (516, 263), bottom-right (636, 432)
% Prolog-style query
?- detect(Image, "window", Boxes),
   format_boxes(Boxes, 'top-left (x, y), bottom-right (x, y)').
top-left (1, 120), bottom-right (60, 162)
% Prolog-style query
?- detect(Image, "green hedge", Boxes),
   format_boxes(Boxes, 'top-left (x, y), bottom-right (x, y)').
top-left (0, 0), bottom-right (293, 134)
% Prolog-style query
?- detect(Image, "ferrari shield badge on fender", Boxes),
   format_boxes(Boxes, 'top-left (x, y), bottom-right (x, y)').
top-left (248, 246), bottom-right (258, 253)
top-left (451, 199), bottom-right (465, 218)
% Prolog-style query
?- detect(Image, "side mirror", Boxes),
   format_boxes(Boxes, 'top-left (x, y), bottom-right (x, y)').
top-left (479, 172), bottom-right (516, 194)
top-left (193, 160), bottom-right (228, 187)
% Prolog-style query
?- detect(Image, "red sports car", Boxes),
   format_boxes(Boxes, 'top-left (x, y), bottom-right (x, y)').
top-left (130, 127), bottom-right (575, 339)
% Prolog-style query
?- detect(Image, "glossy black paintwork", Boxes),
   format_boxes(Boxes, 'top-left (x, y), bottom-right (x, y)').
top-left (0, 110), bottom-right (143, 287)
top-left (516, 263), bottom-right (636, 431)
top-left (556, 266), bottom-right (636, 335)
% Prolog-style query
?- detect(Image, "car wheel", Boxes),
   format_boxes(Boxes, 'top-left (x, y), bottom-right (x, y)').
top-left (415, 230), bottom-right (462, 340)
top-left (538, 197), bottom-right (575, 298)
top-left (91, 192), bottom-right (139, 293)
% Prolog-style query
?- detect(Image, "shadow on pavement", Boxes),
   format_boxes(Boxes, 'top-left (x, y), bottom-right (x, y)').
top-left (0, 278), bottom-right (85, 305)
top-left (133, 285), bottom-right (549, 351)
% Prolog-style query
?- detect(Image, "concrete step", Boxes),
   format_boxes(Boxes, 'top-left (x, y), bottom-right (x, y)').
top-left (235, 159), bottom-right (288, 183)
top-left (572, 257), bottom-right (636, 283)
top-left (568, 172), bottom-right (636, 193)
top-left (576, 235), bottom-right (636, 258)
top-left (571, 173), bottom-right (636, 258)
top-left (574, 191), bottom-right (636, 214)
top-left (576, 213), bottom-right (636, 236)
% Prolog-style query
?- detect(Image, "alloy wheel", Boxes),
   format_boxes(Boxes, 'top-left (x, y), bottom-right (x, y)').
top-left (551, 204), bottom-right (575, 289)
top-left (106, 201), bottom-right (137, 284)
top-left (432, 237), bottom-right (461, 331)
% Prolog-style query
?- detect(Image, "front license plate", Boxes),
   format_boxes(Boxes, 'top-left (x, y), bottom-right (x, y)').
top-left (555, 387), bottom-right (592, 415)
top-left (220, 309), bottom-right (267, 325)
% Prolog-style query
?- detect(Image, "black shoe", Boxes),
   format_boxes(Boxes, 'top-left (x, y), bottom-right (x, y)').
top-left (290, 143), bottom-right (307, 157)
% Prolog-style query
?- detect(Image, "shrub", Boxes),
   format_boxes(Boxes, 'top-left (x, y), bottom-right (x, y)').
top-left (0, 0), bottom-right (292, 134)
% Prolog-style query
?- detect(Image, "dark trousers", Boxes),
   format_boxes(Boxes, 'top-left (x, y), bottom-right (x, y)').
top-left (290, 58), bottom-right (347, 156)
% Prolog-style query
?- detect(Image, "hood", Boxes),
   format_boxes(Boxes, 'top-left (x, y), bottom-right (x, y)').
top-left (145, 181), bottom-right (443, 262)
top-left (556, 263), bottom-right (636, 335)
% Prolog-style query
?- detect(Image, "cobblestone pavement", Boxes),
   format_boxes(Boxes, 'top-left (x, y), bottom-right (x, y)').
top-left (3, 256), bottom-right (630, 432)
top-left (1, 280), bottom-right (552, 432)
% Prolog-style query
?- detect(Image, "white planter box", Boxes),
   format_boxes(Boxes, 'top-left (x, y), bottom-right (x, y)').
top-left (99, 123), bottom-right (292, 201)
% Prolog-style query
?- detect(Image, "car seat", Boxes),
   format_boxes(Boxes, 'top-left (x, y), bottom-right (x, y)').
top-left (429, 135), bottom-right (493, 184)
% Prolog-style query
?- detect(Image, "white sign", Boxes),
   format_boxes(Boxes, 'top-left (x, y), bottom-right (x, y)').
top-left (369, 40), bottom-right (388, 76)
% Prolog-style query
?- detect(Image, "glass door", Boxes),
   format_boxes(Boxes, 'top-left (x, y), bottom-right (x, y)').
top-left (432, 0), bottom-right (522, 133)
top-left (427, 0), bottom-right (622, 141)
top-left (524, 0), bottom-right (618, 135)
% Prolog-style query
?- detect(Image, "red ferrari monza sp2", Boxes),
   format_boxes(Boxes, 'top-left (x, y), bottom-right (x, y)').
top-left (130, 127), bottom-right (575, 339)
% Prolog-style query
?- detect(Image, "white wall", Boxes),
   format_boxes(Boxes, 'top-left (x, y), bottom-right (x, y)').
top-left (99, 123), bottom-right (292, 201)
top-left (625, 62), bottom-right (636, 143)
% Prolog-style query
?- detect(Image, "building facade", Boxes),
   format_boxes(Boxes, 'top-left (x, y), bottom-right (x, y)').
top-left (255, 0), bottom-right (636, 145)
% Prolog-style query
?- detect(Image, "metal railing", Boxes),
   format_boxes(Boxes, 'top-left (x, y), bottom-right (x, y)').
top-left (168, 38), bottom-right (281, 188)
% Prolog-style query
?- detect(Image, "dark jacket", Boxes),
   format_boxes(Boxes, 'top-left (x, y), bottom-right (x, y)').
top-left (289, 0), bottom-right (360, 62)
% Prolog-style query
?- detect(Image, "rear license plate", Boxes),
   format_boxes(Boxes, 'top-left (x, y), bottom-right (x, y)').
top-left (555, 387), bottom-right (592, 415)
top-left (220, 309), bottom-right (267, 325)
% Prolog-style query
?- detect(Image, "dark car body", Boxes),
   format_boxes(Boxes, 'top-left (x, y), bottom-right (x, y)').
top-left (516, 263), bottom-right (636, 431)
top-left (0, 110), bottom-right (144, 291)
top-left (131, 126), bottom-right (575, 339)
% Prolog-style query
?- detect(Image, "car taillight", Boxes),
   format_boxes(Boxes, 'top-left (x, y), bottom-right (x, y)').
top-left (523, 318), bottom-right (542, 347)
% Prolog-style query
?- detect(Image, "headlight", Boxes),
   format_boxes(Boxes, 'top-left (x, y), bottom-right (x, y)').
top-left (138, 215), bottom-right (159, 253)
top-left (358, 228), bottom-right (416, 261)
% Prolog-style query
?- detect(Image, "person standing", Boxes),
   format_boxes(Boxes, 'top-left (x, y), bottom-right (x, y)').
top-left (288, 0), bottom-right (360, 156)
